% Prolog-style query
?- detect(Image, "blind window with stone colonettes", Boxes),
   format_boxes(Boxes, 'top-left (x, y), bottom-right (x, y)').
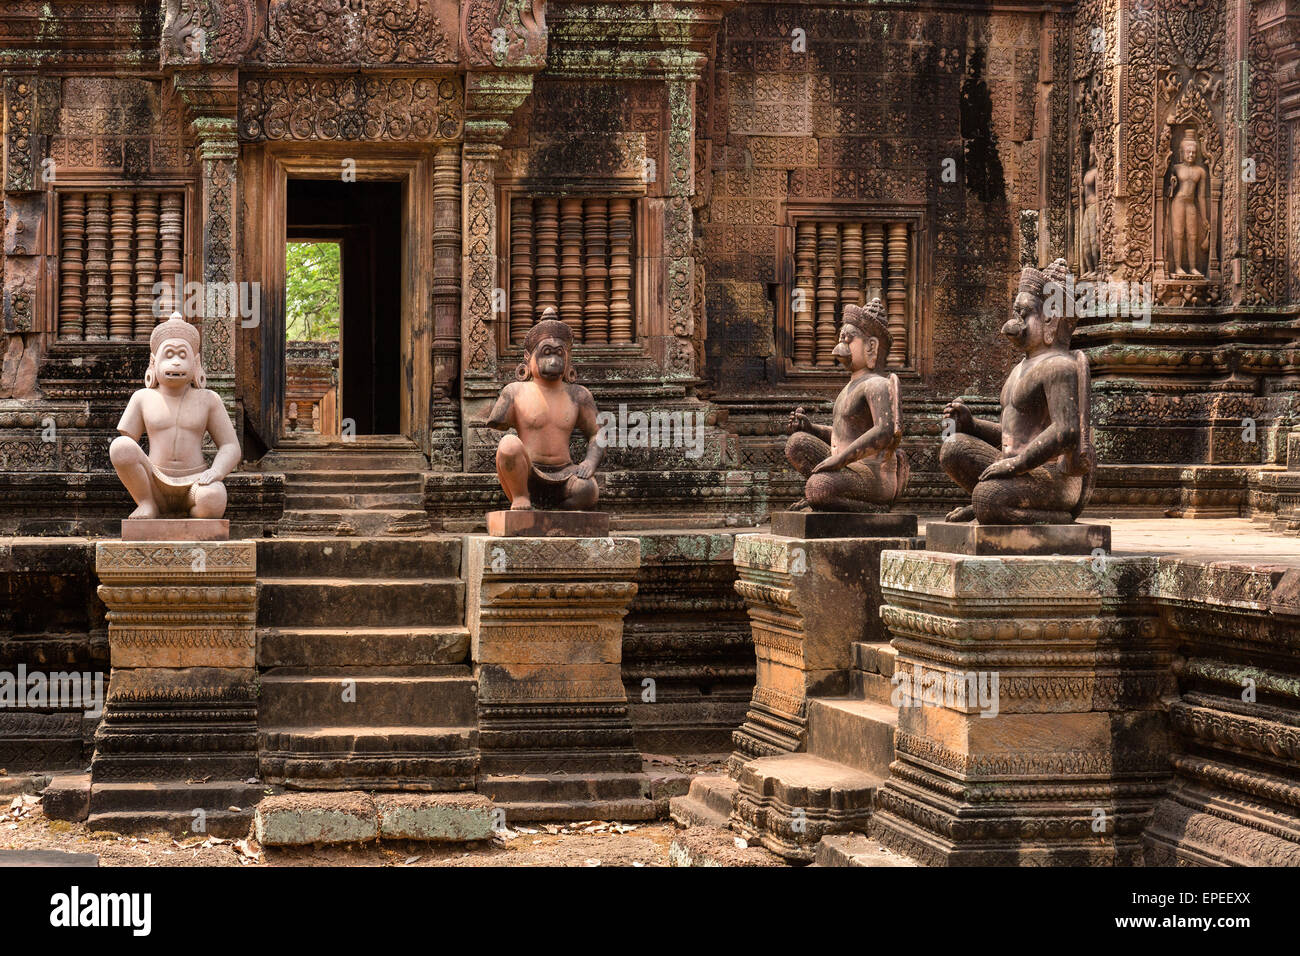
top-left (56, 189), bottom-right (185, 342)
top-left (506, 195), bottom-right (636, 345)
top-left (787, 218), bottom-right (913, 369)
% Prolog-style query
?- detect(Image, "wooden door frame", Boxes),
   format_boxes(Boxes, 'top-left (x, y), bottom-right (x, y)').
top-left (240, 143), bottom-right (433, 454)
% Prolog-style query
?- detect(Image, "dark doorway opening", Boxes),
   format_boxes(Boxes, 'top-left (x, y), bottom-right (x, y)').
top-left (286, 178), bottom-right (403, 436)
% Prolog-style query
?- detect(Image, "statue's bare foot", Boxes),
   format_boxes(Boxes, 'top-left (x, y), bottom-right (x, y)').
top-left (128, 502), bottom-right (159, 519)
top-left (790, 498), bottom-right (811, 512)
top-left (945, 505), bottom-right (975, 522)
top-left (509, 497), bottom-right (532, 511)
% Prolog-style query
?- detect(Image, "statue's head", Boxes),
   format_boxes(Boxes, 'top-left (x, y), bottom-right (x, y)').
top-left (518, 307), bottom-right (576, 383)
top-left (1005, 258), bottom-right (1073, 354)
top-left (1088, 140), bottom-right (1098, 164)
top-left (835, 298), bottom-right (891, 372)
top-left (1180, 129), bottom-right (1199, 164)
top-left (145, 312), bottom-right (205, 389)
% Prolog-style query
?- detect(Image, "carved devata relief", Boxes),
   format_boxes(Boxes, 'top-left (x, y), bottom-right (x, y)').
top-left (249, 0), bottom-right (454, 65)
top-left (1153, 0), bottom-right (1225, 306)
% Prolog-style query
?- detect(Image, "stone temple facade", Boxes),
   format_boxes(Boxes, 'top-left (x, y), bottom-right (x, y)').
top-left (3, 0), bottom-right (1300, 866)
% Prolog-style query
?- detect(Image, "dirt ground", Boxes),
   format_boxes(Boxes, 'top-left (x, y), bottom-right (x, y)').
top-left (2, 797), bottom-right (681, 867)
top-left (0, 755), bottom-right (724, 867)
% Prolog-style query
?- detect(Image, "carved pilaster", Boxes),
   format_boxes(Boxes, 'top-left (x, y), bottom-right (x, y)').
top-left (431, 143), bottom-right (463, 470)
top-left (191, 115), bottom-right (239, 404)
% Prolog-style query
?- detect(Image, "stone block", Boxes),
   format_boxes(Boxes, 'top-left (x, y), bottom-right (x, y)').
top-left (669, 774), bottom-right (738, 829)
top-left (120, 518), bottom-right (229, 541)
top-left (255, 791), bottom-right (378, 846)
top-left (869, 549), bottom-right (1172, 866)
top-left (925, 521), bottom-right (1110, 556)
top-left (770, 511), bottom-right (918, 539)
top-left (731, 753), bottom-right (882, 863)
top-left (375, 792), bottom-right (496, 842)
top-left (90, 542), bottom-right (258, 829)
top-left (814, 833), bottom-right (917, 867)
top-left (486, 509), bottom-right (610, 537)
top-left (41, 773), bottom-right (91, 823)
top-left (465, 535), bottom-right (642, 778)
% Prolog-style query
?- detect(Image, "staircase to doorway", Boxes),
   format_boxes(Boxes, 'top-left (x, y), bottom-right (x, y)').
top-left (256, 536), bottom-right (478, 791)
top-left (260, 437), bottom-right (430, 536)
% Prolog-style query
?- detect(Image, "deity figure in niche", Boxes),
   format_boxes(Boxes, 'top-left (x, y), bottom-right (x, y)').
top-left (489, 308), bottom-right (601, 510)
top-left (1166, 128), bottom-right (1210, 278)
top-left (1081, 141), bottom-right (1100, 275)
top-left (785, 298), bottom-right (910, 512)
top-left (109, 313), bottom-right (240, 519)
top-left (939, 259), bottom-right (1096, 525)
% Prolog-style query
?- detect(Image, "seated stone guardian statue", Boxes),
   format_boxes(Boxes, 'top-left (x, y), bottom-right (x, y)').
top-left (489, 309), bottom-right (602, 510)
top-left (786, 298), bottom-right (910, 512)
top-left (110, 314), bottom-right (241, 520)
top-left (940, 258), bottom-right (1096, 524)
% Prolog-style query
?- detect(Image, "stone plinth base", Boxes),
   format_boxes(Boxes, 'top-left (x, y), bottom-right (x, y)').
top-left (925, 521), bottom-right (1110, 555)
top-left (731, 753), bottom-right (881, 863)
top-left (120, 518), bottom-right (229, 541)
top-left (771, 511), bottom-right (918, 539)
top-left (868, 549), bottom-right (1171, 866)
top-left (90, 541), bottom-right (258, 831)
top-left (729, 533), bottom-right (916, 776)
top-left (486, 510), bottom-right (609, 537)
top-left (465, 535), bottom-right (641, 779)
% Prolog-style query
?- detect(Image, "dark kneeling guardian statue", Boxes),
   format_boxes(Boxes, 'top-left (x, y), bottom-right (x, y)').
top-left (940, 257), bottom-right (1097, 525)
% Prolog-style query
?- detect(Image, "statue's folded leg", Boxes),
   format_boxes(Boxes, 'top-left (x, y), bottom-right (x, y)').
top-left (972, 470), bottom-right (1083, 525)
top-left (805, 466), bottom-right (889, 513)
top-left (939, 432), bottom-right (999, 493)
top-left (786, 431), bottom-right (829, 478)
top-left (560, 474), bottom-right (599, 511)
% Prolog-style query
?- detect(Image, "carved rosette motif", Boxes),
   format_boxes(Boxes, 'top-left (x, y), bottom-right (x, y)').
top-left (238, 76), bottom-right (463, 142)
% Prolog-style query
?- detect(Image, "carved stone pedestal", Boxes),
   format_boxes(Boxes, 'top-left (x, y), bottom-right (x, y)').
top-left (729, 532), bottom-right (917, 776)
top-left (869, 550), bottom-right (1172, 866)
top-left (90, 541), bottom-right (260, 835)
top-left (926, 521), bottom-right (1110, 556)
top-left (771, 511), bottom-right (918, 539)
top-left (465, 535), bottom-right (649, 818)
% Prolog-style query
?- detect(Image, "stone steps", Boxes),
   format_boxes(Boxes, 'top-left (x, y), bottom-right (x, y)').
top-left (812, 832), bottom-right (918, 867)
top-left (258, 625), bottom-right (470, 667)
top-left (477, 772), bottom-right (660, 822)
top-left (259, 578), bottom-right (463, 628)
top-left (254, 529), bottom-right (475, 793)
top-left (257, 536), bottom-right (460, 578)
top-left (805, 696), bottom-right (898, 778)
top-left (86, 780), bottom-right (267, 839)
top-left (259, 726), bottom-right (478, 791)
top-left (258, 667), bottom-right (476, 727)
top-left (277, 509), bottom-right (431, 537)
top-left (669, 773), bottom-right (739, 829)
top-left (284, 492), bottom-right (424, 512)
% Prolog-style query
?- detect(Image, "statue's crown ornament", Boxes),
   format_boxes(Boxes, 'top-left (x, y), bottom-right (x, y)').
top-left (841, 297), bottom-right (892, 359)
top-left (150, 312), bottom-right (201, 355)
